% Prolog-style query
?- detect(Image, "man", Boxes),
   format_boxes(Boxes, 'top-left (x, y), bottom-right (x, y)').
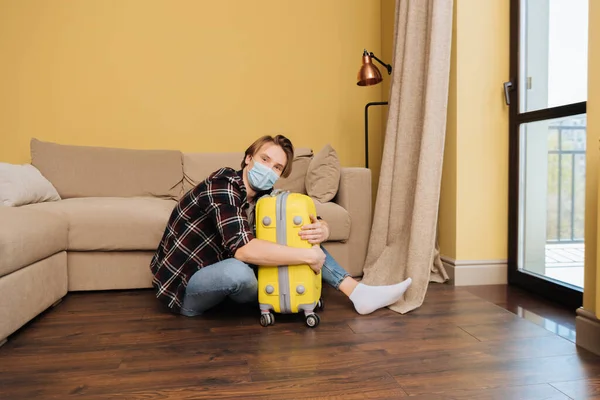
top-left (150, 135), bottom-right (412, 317)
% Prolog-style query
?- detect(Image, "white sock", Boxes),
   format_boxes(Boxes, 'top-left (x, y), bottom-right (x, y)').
top-left (349, 278), bottom-right (413, 315)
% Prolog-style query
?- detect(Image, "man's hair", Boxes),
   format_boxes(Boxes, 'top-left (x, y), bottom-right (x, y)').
top-left (241, 135), bottom-right (294, 178)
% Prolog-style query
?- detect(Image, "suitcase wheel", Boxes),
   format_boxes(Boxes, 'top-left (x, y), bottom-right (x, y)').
top-left (317, 298), bottom-right (324, 311)
top-left (260, 312), bottom-right (275, 327)
top-left (305, 313), bottom-right (320, 328)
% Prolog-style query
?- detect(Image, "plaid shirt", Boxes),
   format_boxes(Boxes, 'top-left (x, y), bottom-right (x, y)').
top-left (150, 167), bottom-right (255, 312)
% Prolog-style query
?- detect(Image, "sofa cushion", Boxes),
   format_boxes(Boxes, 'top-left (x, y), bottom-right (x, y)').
top-left (183, 148), bottom-right (314, 195)
top-left (0, 206), bottom-right (68, 278)
top-left (274, 148), bottom-right (313, 194)
top-left (306, 144), bottom-right (341, 202)
top-left (313, 199), bottom-right (351, 242)
top-left (30, 139), bottom-right (183, 200)
top-left (183, 152), bottom-right (243, 194)
top-left (25, 197), bottom-right (176, 251)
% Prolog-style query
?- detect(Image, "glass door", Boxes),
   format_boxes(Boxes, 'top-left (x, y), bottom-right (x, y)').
top-left (507, 0), bottom-right (588, 308)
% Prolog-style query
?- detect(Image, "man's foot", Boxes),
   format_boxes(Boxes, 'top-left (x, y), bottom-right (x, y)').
top-left (349, 278), bottom-right (412, 315)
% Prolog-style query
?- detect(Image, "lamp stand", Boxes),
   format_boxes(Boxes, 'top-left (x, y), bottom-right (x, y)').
top-left (364, 101), bottom-right (388, 168)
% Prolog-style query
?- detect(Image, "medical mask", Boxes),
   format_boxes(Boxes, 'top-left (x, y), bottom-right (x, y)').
top-left (248, 159), bottom-right (279, 191)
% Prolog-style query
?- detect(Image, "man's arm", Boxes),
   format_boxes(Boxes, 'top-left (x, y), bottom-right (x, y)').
top-left (203, 173), bottom-right (325, 272)
top-left (234, 239), bottom-right (325, 273)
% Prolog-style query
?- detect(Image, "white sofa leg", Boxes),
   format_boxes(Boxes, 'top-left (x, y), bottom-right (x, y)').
top-left (0, 338), bottom-right (7, 348)
top-left (51, 298), bottom-right (63, 308)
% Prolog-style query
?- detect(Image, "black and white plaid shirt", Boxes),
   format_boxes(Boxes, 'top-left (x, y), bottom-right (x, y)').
top-left (150, 168), bottom-right (255, 312)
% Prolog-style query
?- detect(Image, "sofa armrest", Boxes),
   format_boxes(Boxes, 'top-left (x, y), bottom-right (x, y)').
top-left (332, 167), bottom-right (372, 276)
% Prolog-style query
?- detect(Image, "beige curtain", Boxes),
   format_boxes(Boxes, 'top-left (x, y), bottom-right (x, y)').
top-left (361, 0), bottom-right (453, 314)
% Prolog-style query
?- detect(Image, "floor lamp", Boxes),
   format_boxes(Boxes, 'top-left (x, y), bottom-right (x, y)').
top-left (357, 49), bottom-right (393, 168)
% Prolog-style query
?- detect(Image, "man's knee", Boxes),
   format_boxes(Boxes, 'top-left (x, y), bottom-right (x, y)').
top-left (221, 259), bottom-right (257, 291)
top-left (220, 259), bottom-right (257, 303)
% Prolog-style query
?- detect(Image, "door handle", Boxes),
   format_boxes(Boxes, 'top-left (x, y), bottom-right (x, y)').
top-left (503, 81), bottom-right (513, 105)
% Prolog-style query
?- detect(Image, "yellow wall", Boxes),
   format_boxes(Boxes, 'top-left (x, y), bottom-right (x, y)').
top-left (438, 0), bottom-right (510, 261)
top-left (438, 0), bottom-right (458, 260)
top-left (0, 1), bottom-right (383, 169)
top-left (585, 0), bottom-right (599, 314)
top-left (2, 0), bottom-right (513, 265)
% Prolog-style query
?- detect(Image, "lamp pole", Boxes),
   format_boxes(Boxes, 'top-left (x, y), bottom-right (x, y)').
top-left (357, 49), bottom-right (392, 168)
top-left (364, 101), bottom-right (388, 169)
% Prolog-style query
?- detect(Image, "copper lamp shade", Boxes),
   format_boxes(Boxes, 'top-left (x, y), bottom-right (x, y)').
top-left (357, 54), bottom-right (383, 86)
top-left (357, 49), bottom-right (392, 86)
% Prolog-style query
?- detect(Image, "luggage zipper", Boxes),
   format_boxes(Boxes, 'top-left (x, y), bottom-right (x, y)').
top-left (277, 192), bottom-right (291, 313)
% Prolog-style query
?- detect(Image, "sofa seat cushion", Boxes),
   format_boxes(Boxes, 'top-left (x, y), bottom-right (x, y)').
top-left (0, 206), bottom-right (68, 278)
top-left (313, 200), bottom-right (351, 242)
top-left (26, 197), bottom-right (176, 251)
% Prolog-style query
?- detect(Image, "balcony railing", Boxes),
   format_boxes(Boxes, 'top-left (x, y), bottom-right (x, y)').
top-left (546, 124), bottom-right (586, 244)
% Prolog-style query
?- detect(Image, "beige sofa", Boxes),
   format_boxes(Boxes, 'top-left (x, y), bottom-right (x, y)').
top-left (0, 139), bottom-right (372, 343)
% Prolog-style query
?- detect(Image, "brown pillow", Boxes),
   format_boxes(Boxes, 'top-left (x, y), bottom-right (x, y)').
top-left (274, 148), bottom-right (313, 194)
top-left (305, 144), bottom-right (341, 202)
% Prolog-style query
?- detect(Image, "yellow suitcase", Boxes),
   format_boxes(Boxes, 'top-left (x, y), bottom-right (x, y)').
top-left (255, 191), bottom-right (323, 328)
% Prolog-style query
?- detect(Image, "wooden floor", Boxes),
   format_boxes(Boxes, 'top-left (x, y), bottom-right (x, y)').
top-left (1, 283), bottom-right (599, 399)
top-left (463, 284), bottom-right (578, 344)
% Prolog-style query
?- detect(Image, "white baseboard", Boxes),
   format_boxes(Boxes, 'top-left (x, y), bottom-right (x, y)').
top-left (441, 256), bottom-right (508, 286)
top-left (576, 308), bottom-right (600, 356)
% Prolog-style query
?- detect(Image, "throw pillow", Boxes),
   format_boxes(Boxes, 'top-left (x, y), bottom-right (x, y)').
top-left (305, 144), bottom-right (341, 202)
top-left (0, 163), bottom-right (61, 207)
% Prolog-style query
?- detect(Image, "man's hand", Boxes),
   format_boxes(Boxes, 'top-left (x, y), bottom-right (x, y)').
top-left (307, 245), bottom-right (326, 274)
top-left (299, 215), bottom-right (329, 244)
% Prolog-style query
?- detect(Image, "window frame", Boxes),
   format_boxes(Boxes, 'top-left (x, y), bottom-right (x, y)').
top-left (507, 0), bottom-right (586, 309)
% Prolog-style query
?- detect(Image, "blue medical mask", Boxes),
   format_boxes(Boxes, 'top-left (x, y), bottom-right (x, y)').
top-left (248, 159), bottom-right (279, 191)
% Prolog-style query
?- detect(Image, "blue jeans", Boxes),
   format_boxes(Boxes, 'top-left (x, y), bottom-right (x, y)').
top-left (321, 246), bottom-right (352, 290)
top-left (180, 246), bottom-right (350, 316)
